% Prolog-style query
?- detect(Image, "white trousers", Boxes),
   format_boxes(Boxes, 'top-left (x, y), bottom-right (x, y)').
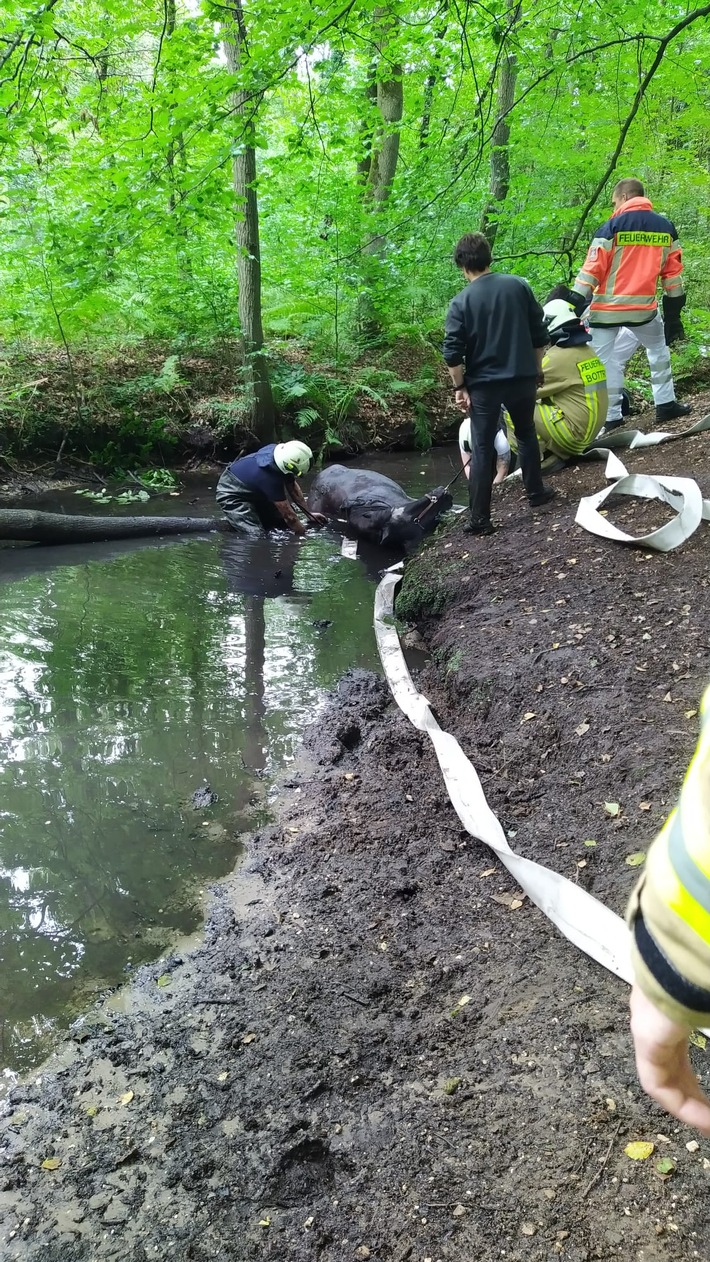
top-left (591, 312), bottom-right (675, 424)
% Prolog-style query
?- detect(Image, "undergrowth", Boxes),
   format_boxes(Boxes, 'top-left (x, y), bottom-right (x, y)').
top-left (0, 336), bottom-right (451, 469)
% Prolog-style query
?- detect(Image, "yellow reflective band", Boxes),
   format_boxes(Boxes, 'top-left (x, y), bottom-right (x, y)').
top-left (676, 724), bottom-right (710, 880)
top-left (616, 231), bottom-right (672, 246)
top-left (538, 404), bottom-right (577, 456)
top-left (653, 825), bottom-right (710, 949)
top-left (577, 357), bottom-right (606, 386)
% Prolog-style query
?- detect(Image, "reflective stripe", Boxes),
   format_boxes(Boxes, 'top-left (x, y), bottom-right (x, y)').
top-left (589, 235), bottom-right (615, 252)
top-left (605, 244), bottom-right (625, 298)
top-left (537, 402), bottom-right (579, 457)
top-left (651, 693), bottom-right (710, 948)
top-left (652, 829), bottom-right (710, 949)
top-left (576, 271), bottom-right (597, 289)
top-left (591, 312), bottom-right (658, 326)
top-left (677, 719), bottom-right (710, 878)
top-left (595, 293), bottom-right (658, 306)
top-left (668, 810), bottom-right (710, 919)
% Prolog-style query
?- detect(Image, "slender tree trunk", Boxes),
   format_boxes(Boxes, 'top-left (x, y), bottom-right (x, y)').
top-left (164, 0), bottom-right (192, 277)
top-left (356, 70), bottom-right (378, 185)
top-left (480, 3), bottom-right (520, 247)
top-left (358, 5), bottom-right (403, 337)
top-left (419, 16), bottom-right (448, 149)
top-left (222, 3), bottom-right (275, 445)
top-left (165, 0), bottom-right (178, 213)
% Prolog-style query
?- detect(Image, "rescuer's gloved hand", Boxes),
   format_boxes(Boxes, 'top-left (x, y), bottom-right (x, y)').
top-left (662, 293), bottom-right (686, 346)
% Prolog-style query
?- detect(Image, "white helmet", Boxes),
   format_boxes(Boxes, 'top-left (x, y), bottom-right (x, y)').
top-left (542, 298), bottom-right (578, 335)
top-left (273, 440), bottom-right (313, 476)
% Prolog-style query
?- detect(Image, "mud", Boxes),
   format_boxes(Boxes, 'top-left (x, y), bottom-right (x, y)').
top-left (3, 409), bottom-right (710, 1261)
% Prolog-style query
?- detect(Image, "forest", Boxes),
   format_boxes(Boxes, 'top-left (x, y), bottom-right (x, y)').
top-left (1, 0), bottom-right (710, 465)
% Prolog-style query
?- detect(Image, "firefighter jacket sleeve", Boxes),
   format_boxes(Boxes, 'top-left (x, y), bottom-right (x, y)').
top-left (659, 237), bottom-right (684, 299)
top-left (573, 238), bottom-right (614, 306)
top-left (627, 685), bottom-right (710, 1027)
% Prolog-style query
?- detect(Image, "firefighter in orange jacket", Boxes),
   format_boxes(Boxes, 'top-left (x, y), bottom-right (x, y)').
top-left (570, 178), bottom-right (690, 434)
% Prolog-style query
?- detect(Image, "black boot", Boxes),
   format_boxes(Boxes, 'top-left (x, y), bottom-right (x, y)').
top-left (656, 400), bottom-right (691, 422)
top-left (601, 416), bottom-right (624, 435)
top-left (464, 518), bottom-right (495, 536)
top-left (528, 487), bottom-right (557, 508)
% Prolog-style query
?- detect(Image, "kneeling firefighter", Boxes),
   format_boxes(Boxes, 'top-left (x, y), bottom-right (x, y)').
top-left (216, 440), bottom-right (327, 538)
top-left (507, 299), bottom-right (608, 464)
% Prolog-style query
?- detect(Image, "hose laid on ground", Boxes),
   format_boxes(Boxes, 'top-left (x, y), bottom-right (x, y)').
top-left (576, 451), bottom-right (710, 551)
top-left (374, 568), bottom-right (633, 985)
top-left (583, 412), bottom-right (710, 457)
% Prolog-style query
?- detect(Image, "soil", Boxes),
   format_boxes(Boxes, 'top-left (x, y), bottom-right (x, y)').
top-left (2, 401), bottom-right (710, 1261)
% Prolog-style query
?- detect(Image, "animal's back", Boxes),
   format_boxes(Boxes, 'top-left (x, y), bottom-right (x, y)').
top-left (308, 465), bottom-right (410, 514)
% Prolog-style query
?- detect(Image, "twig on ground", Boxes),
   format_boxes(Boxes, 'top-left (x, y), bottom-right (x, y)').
top-left (341, 990), bottom-right (369, 1007)
top-left (581, 1120), bottom-right (623, 1198)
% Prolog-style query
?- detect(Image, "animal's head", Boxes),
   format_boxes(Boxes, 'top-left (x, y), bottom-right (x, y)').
top-left (380, 486), bottom-right (453, 549)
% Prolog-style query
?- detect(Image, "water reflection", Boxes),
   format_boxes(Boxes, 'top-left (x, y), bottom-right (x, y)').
top-left (0, 527), bottom-right (380, 1073)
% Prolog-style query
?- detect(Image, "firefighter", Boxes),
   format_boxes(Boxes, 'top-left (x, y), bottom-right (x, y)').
top-left (505, 298), bottom-right (608, 464)
top-left (216, 440), bottom-right (326, 537)
top-left (570, 178), bottom-right (690, 434)
top-left (628, 684), bottom-right (710, 1135)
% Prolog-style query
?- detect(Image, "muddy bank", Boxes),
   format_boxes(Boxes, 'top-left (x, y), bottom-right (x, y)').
top-left (3, 420), bottom-right (710, 1260)
top-left (0, 338), bottom-right (456, 486)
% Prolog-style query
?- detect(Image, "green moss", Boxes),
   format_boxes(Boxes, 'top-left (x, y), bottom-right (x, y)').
top-left (396, 522), bottom-right (467, 623)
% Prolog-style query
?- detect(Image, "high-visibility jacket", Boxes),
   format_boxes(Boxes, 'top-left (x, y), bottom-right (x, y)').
top-left (627, 685), bottom-right (710, 1025)
top-left (535, 343), bottom-right (607, 456)
top-left (573, 196), bottom-right (684, 328)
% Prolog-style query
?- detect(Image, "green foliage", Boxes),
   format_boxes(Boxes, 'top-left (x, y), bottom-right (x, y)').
top-left (136, 468), bottom-right (180, 489)
top-left (270, 360), bottom-right (392, 453)
top-left (86, 414), bottom-right (179, 468)
top-left (0, 0), bottom-right (709, 458)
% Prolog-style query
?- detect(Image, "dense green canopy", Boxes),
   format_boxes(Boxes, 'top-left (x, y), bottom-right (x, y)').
top-left (1, 0), bottom-right (709, 444)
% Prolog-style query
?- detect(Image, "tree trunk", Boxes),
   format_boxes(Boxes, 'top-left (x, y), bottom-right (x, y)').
top-left (358, 6), bottom-right (403, 337)
top-left (356, 70), bottom-right (378, 185)
top-left (419, 17), bottom-right (448, 149)
top-left (479, 4), bottom-right (520, 247)
top-left (0, 510), bottom-right (227, 545)
top-left (365, 8), bottom-right (403, 206)
top-left (222, 4), bottom-right (276, 446)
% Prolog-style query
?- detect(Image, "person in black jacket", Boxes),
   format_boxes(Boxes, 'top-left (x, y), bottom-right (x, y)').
top-left (443, 232), bottom-right (555, 534)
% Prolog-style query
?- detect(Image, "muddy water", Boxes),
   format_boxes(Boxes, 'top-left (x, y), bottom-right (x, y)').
top-left (0, 451), bottom-right (466, 1076)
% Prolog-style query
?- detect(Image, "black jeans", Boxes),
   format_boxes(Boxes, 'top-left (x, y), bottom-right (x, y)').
top-left (467, 378), bottom-right (545, 523)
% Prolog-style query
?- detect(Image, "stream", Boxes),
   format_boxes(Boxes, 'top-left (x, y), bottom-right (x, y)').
top-left (0, 449), bottom-right (466, 1078)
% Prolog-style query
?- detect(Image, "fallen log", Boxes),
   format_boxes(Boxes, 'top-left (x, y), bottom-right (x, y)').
top-left (0, 508), bottom-right (229, 546)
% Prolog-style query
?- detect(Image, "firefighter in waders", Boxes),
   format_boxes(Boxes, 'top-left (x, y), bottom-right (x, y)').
top-left (216, 440), bottom-right (326, 537)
